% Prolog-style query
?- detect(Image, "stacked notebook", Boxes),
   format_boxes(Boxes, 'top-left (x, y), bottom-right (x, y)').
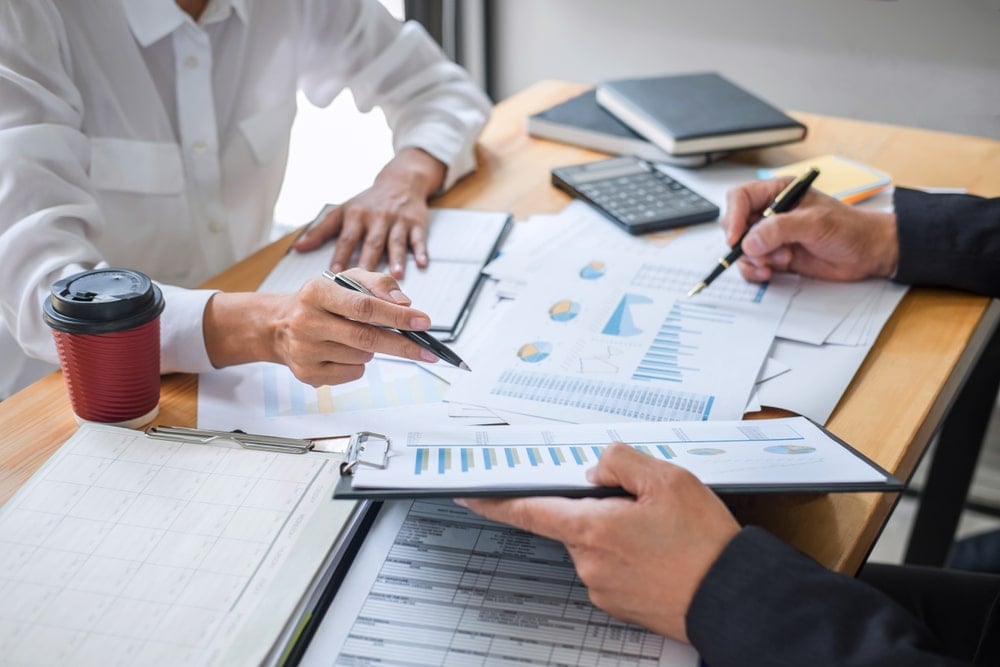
top-left (529, 72), bottom-right (807, 162)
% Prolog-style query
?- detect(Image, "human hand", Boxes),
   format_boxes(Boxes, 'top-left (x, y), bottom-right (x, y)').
top-left (721, 178), bottom-right (899, 283)
top-left (203, 268), bottom-right (441, 386)
top-left (457, 444), bottom-right (740, 643)
top-left (292, 147), bottom-right (447, 279)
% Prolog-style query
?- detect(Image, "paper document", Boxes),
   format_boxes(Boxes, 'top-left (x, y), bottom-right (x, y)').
top-left (198, 357), bottom-right (485, 439)
top-left (265, 208), bottom-right (511, 335)
top-left (450, 233), bottom-right (797, 422)
top-left (0, 423), bottom-right (358, 666)
top-left (300, 499), bottom-right (699, 666)
top-left (335, 416), bottom-right (898, 498)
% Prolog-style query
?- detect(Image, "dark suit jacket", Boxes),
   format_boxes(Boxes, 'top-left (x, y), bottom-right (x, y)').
top-left (687, 187), bottom-right (999, 666)
top-left (893, 187), bottom-right (1000, 297)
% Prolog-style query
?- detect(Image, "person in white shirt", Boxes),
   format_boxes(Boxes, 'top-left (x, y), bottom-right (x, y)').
top-left (0, 0), bottom-right (491, 398)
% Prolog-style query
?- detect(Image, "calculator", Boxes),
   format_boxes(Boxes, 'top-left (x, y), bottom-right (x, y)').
top-left (551, 156), bottom-right (720, 234)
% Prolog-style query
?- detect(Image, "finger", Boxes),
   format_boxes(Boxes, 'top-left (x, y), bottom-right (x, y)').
top-left (763, 247), bottom-right (793, 272)
top-left (734, 255), bottom-right (773, 282)
top-left (323, 279), bottom-right (430, 332)
top-left (342, 268), bottom-right (414, 307)
top-left (294, 205), bottom-right (342, 252)
top-left (458, 496), bottom-right (590, 543)
top-left (357, 214), bottom-right (391, 272)
top-left (722, 178), bottom-right (792, 246)
top-left (586, 443), bottom-right (666, 496)
top-left (741, 211), bottom-right (803, 258)
top-left (386, 221), bottom-right (411, 279)
top-left (329, 208), bottom-right (366, 273)
top-left (291, 362), bottom-right (368, 388)
top-left (409, 223), bottom-right (429, 268)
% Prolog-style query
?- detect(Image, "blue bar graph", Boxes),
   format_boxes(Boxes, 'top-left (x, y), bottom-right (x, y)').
top-left (632, 301), bottom-right (735, 384)
top-left (408, 439), bottom-right (709, 476)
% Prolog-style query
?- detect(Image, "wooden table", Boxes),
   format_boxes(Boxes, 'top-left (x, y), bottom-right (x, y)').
top-left (2, 80), bottom-right (998, 575)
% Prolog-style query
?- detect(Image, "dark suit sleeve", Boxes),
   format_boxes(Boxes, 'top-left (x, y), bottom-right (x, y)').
top-left (892, 187), bottom-right (1000, 297)
top-left (687, 527), bottom-right (967, 667)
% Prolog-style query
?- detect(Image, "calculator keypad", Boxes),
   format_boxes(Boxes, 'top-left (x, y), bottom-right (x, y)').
top-left (551, 157), bottom-right (720, 234)
top-left (576, 171), bottom-right (717, 225)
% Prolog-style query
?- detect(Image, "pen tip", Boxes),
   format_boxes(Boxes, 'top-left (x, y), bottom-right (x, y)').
top-left (459, 362), bottom-right (471, 372)
top-left (687, 282), bottom-right (706, 298)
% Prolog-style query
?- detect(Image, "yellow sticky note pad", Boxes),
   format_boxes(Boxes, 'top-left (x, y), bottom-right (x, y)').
top-left (759, 155), bottom-right (892, 204)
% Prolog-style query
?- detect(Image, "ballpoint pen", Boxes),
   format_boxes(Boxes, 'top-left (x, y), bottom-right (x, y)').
top-left (322, 270), bottom-right (471, 371)
top-left (687, 167), bottom-right (821, 298)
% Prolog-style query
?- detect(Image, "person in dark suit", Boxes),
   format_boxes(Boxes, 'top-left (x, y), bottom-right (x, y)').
top-left (459, 179), bottom-right (1000, 666)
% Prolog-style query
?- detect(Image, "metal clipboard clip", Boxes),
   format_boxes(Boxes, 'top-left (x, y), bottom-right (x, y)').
top-left (144, 425), bottom-right (349, 455)
top-left (340, 431), bottom-right (391, 475)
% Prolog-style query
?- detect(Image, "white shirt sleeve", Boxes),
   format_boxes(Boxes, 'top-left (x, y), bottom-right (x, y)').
top-left (0, 2), bottom-right (104, 367)
top-left (0, 0), bottom-right (491, 381)
top-left (296, 0), bottom-right (492, 190)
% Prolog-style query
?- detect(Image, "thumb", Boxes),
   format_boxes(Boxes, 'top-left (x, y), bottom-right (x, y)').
top-left (294, 206), bottom-right (342, 252)
top-left (740, 211), bottom-right (808, 258)
top-left (587, 443), bottom-right (661, 495)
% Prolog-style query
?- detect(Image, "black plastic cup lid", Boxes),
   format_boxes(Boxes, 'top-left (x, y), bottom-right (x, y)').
top-left (43, 268), bottom-right (165, 334)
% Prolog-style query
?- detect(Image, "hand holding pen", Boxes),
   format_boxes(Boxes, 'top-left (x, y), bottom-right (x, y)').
top-left (688, 168), bottom-right (820, 297)
top-left (323, 270), bottom-right (471, 371)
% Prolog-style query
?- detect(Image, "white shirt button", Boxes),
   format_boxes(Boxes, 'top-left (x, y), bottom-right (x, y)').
top-left (184, 55), bottom-right (199, 69)
top-left (208, 219), bottom-right (222, 233)
top-left (192, 140), bottom-right (208, 154)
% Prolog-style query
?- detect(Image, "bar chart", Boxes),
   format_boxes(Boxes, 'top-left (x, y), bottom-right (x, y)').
top-left (411, 441), bottom-right (678, 475)
top-left (262, 360), bottom-right (447, 417)
top-left (632, 300), bottom-right (735, 383)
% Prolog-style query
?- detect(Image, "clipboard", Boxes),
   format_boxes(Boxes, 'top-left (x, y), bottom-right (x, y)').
top-left (331, 417), bottom-right (904, 500)
top-left (0, 421), bottom-right (369, 667)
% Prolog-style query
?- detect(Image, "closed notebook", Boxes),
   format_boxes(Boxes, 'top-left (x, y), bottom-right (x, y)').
top-left (758, 155), bottom-right (892, 204)
top-left (596, 72), bottom-right (807, 155)
top-left (527, 89), bottom-right (725, 168)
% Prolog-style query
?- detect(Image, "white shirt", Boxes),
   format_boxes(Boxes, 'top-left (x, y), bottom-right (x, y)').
top-left (0, 0), bottom-right (491, 395)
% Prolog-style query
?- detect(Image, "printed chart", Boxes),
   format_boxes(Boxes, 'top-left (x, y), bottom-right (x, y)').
top-left (346, 417), bottom-right (894, 492)
top-left (449, 253), bottom-right (796, 422)
top-left (261, 360), bottom-right (446, 417)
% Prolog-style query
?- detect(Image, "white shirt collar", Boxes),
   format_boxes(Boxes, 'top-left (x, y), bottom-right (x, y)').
top-left (121, 0), bottom-right (249, 47)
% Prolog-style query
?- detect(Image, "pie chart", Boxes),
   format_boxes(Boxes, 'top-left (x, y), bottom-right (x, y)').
top-left (517, 341), bottom-right (552, 363)
top-left (549, 299), bottom-right (581, 322)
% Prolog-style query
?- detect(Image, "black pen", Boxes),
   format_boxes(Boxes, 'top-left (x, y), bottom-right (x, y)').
top-left (322, 270), bottom-right (471, 371)
top-left (687, 167), bottom-right (821, 298)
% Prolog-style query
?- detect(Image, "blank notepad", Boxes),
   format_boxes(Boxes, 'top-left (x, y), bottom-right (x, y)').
top-left (0, 423), bottom-right (351, 666)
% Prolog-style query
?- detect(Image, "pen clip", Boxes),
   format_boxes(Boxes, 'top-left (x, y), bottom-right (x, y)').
top-left (145, 425), bottom-right (315, 454)
top-left (323, 270), bottom-right (372, 296)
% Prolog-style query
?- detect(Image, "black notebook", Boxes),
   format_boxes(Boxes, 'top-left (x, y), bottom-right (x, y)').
top-left (527, 89), bottom-right (724, 168)
top-left (596, 72), bottom-right (807, 156)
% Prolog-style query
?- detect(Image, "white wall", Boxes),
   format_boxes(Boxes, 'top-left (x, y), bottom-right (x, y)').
top-left (489, 0), bottom-right (1000, 140)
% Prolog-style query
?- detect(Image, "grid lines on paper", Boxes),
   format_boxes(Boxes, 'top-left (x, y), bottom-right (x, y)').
top-left (630, 263), bottom-right (768, 303)
top-left (0, 427), bottom-right (326, 665)
top-left (490, 370), bottom-right (714, 421)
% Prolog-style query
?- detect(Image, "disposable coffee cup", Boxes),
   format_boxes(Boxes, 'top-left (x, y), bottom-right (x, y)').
top-left (43, 268), bottom-right (165, 428)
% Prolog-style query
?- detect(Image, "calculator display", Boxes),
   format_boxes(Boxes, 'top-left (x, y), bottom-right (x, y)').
top-left (551, 156), bottom-right (720, 234)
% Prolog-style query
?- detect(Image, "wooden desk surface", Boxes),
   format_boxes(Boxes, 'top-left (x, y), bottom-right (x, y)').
top-left (2, 79), bottom-right (998, 574)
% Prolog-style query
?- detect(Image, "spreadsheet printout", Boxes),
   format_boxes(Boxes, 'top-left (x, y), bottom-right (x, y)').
top-left (301, 498), bottom-right (698, 666)
top-left (0, 423), bottom-right (353, 666)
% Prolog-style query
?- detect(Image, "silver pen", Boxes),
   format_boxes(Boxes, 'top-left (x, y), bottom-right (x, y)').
top-left (322, 270), bottom-right (471, 371)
